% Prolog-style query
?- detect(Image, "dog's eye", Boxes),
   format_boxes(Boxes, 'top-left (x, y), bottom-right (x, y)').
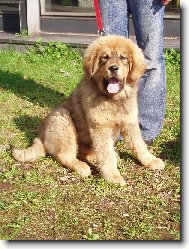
top-left (120, 55), bottom-right (128, 61)
top-left (100, 55), bottom-right (109, 62)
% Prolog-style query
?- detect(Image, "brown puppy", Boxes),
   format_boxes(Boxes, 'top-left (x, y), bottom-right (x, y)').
top-left (12, 35), bottom-right (164, 186)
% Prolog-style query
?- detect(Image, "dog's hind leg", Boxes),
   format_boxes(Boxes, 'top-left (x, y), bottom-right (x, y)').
top-left (41, 109), bottom-right (91, 178)
top-left (56, 154), bottom-right (91, 178)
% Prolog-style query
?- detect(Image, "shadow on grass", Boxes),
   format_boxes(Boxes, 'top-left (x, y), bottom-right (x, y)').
top-left (13, 115), bottom-right (42, 142)
top-left (0, 69), bottom-right (66, 108)
top-left (158, 133), bottom-right (180, 165)
top-left (119, 150), bottom-right (134, 161)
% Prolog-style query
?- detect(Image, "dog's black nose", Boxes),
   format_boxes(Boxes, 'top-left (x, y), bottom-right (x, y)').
top-left (108, 65), bottom-right (119, 73)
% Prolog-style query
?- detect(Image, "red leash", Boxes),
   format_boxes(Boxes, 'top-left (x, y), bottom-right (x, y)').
top-left (93, 0), bottom-right (105, 36)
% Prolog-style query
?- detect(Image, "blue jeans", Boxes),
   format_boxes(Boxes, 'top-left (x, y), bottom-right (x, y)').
top-left (99, 0), bottom-right (166, 142)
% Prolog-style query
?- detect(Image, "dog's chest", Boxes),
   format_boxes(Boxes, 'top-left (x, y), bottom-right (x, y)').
top-left (88, 100), bottom-right (129, 126)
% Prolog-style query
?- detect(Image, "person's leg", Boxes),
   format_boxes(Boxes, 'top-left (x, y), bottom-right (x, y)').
top-left (99, 0), bottom-right (129, 37)
top-left (128, 0), bottom-right (166, 142)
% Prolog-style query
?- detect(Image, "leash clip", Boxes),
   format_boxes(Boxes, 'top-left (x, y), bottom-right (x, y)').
top-left (98, 29), bottom-right (105, 36)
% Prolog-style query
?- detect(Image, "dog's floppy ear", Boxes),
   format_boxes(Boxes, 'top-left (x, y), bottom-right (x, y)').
top-left (127, 41), bottom-right (146, 83)
top-left (83, 43), bottom-right (100, 77)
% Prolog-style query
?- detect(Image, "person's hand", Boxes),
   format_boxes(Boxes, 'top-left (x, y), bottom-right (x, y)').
top-left (161, 0), bottom-right (172, 5)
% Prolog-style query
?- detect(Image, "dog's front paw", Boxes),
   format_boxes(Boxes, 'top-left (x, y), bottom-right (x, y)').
top-left (76, 162), bottom-right (91, 178)
top-left (102, 170), bottom-right (126, 186)
top-left (147, 158), bottom-right (165, 170)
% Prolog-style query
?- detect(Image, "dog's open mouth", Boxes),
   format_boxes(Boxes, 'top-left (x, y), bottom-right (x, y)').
top-left (103, 76), bottom-right (123, 94)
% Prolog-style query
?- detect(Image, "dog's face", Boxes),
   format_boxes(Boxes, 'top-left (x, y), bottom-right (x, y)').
top-left (83, 35), bottom-right (146, 97)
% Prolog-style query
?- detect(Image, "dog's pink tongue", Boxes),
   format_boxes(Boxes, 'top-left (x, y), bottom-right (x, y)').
top-left (107, 78), bottom-right (120, 93)
top-left (107, 83), bottom-right (120, 93)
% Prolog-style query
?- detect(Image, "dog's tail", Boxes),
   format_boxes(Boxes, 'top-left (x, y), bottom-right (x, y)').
top-left (12, 137), bottom-right (46, 163)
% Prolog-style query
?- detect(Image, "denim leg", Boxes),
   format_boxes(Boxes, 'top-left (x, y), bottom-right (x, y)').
top-left (99, 0), bottom-right (129, 37)
top-left (128, 0), bottom-right (166, 141)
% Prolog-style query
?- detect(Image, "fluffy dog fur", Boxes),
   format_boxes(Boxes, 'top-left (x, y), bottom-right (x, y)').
top-left (12, 35), bottom-right (164, 186)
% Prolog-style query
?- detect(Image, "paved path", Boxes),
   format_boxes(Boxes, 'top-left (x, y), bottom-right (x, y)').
top-left (0, 31), bottom-right (180, 49)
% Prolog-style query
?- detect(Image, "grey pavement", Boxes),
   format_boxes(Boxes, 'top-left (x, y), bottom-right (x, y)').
top-left (0, 31), bottom-right (180, 49)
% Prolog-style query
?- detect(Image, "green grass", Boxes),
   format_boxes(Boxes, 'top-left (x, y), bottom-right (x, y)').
top-left (0, 43), bottom-right (180, 240)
